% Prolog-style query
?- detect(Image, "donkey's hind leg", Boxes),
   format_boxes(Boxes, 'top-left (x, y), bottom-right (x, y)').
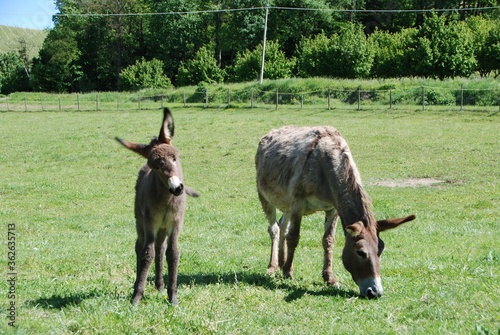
top-left (278, 214), bottom-right (289, 268)
top-left (322, 210), bottom-right (339, 286)
top-left (282, 209), bottom-right (302, 280)
top-left (258, 191), bottom-right (279, 274)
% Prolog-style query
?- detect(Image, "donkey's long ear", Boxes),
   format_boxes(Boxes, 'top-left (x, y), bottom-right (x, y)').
top-left (115, 137), bottom-right (149, 159)
top-left (377, 215), bottom-right (416, 232)
top-left (158, 108), bottom-right (175, 144)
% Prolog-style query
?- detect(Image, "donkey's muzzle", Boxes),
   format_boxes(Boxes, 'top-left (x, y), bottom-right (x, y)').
top-left (359, 277), bottom-right (383, 299)
top-left (168, 176), bottom-right (184, 196)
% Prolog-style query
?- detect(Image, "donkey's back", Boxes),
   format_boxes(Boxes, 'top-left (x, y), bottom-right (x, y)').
top-left (256, 125), bottom-right (351, 215)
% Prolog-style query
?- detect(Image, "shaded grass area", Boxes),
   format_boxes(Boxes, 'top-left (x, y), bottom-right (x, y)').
top-left (0, 107), bottom-right (498, 334)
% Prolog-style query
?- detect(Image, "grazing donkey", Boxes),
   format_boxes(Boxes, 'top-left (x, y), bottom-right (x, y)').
top-left (116, 108), bottom-right (198, 305)
top-left (255, 126), bottom-right (415, 298)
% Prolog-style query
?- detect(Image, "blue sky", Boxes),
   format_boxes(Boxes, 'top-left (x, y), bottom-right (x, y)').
top-left (0, 0), bottom-right (57, 30)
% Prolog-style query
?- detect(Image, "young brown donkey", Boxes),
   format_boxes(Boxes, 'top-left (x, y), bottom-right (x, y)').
top-left (256, 126), bottom-right (415, 298)
top-left (116, 108), bottom-right (198, 305)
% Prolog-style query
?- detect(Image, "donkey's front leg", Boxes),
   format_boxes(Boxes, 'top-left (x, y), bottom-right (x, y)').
top-left (131, 233), bottom-right (155, 305)
top-left (322, 210), bottom-right (339, 286)
top-left (165, 230), bottom-right (181, 306)
top-left (154, 228), bottom-right (168, 292)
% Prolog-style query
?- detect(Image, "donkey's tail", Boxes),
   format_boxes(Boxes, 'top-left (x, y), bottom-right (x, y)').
top-left (185, 187), bottom-right (200, 198)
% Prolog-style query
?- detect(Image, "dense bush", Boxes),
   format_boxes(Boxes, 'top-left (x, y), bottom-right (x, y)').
top-left (230, 41), bottom-right (295, 82)
top-left (296, 23), bottom-right (373, 78)
top-left (370, 28), bottom-right (418, 78)
top-left (120, 58), bottom-right (172, 91)
top-left (177, 45), bottom-right (225, 86)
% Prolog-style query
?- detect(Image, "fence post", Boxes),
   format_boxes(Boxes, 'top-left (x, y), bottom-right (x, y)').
top-left (24, 96), bottom-right (27, 112)
top-left (138, 95), bottom-right (141, 111)
top-left (276, 89), bottom-right (278, 110)
top-left (389, 87), bottom-right (392, 109)
top-left (183, 91), bottom-right (186, 107)
top-left (460, 84), bottom-right (464, 111)
top-left (422, 86), bottom-right (425, 110)
top-left (117, 94), bottom-right (119, 111)
top-left (40, 97), bottom-right (44, 111)
top-left (96, 94), bottom-right (98, 112)
top-left (205, 89), bottom-right (208, 108)
top-left (328, 89), bottom-right (331, 110)
top-left (161, 94), bottom-right (164, 108)
top-left (77, 94), bottom-right (80, 112)
top-left (357, 88), bottom-right (360, 111)
top-left (301, 93), bottom-right (303, 109)
top-left (59, 97), bottom-right (61, 112)
top-left (227, 88), bottom-right (231, 108)
top-left (6, 97), bottom-right (9, 112)
top-left (251, 90), bottom-right (254, 108)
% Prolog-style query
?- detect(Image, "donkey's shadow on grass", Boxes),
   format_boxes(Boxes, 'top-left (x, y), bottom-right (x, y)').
top-left (28, 270), bottom-right (356, 310)
top-left (176, 270), bottom-right (358, 302)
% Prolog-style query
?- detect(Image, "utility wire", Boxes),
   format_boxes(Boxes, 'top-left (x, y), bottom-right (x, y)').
top-left (54, 5), bottom-right (500, 18)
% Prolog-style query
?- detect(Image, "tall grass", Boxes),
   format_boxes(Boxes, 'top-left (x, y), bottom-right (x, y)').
top-left (0, 107), bottom-right (498, 334)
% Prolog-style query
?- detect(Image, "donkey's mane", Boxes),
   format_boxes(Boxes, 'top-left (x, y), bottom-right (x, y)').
top-left (340, 147), bottom-right (376, 227)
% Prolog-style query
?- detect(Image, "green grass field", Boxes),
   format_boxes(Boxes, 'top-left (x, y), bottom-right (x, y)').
top-left (1, 106), bottom-right (498, 334)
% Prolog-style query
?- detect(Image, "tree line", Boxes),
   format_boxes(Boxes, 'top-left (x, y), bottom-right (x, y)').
top-left (0, 0), bottom-right (499, 94)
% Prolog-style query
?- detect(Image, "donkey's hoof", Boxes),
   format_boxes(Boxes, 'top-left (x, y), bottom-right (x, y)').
top-left (131, 297), bottom-right (142, 305)
top-left (266, 266), bottom-right (278, 275)
top-left (283, 270), bottom-right (293, 279)
top-left (327, 281), bottom-right (340, 288)
top-left (322, 272), bottom-right (339, 287)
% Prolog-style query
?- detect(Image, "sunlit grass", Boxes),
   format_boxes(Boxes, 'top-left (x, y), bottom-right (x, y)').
top-left (0, 106), bottom-right (498, 334)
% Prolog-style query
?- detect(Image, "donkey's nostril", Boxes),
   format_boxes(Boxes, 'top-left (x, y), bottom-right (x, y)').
top-left (170, 184), bottom-right (184, 196)
top-left (365, 287), bottom-right (381, 299)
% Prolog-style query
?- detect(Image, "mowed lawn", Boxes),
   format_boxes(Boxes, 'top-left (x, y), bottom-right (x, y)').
top-left (0, 106), bottom-right (498, 334)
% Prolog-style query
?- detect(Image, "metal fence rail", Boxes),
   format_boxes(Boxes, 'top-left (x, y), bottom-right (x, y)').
top-left (1, 86), bottom-right (499, 112)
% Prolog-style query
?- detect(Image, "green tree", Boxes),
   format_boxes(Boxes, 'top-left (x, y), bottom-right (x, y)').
top-left (30, 25), bottom-right (81, 92)
top-left (469, 17), bottom-right (500, 77)
top-left (408, 13), bottom-right (476, 79)
top-left (177, 45), bottom-right (225, 86)
top-left (120, 58), bottom-right (172, 90)
top-left (476, 23), bottom-right (500, 78)
top-left (146, 0), bottom-right (210, 84)
top-left (215, 0), bottom-right (267, 67)
top-left (0, 52), bottom-right (31, 94)
top-left (268, 0), bottom-right (337, 57)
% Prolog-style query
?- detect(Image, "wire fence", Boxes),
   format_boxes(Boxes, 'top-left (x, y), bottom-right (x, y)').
top-left (1, 86), bottom-right (499, 112)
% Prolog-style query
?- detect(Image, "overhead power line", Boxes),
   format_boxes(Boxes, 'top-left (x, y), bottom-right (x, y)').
top-left (54, 5), bottom-right (500, 18)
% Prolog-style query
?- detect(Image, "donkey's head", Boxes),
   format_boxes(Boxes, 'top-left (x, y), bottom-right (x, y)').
top-left (115, 108), bottom-right (185, 196)
top-left (342, 214), bottom-right (415, 298)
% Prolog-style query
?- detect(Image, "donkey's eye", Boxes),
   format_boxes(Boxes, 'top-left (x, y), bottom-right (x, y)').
top-left (356, 250), bottom-right (368, 259)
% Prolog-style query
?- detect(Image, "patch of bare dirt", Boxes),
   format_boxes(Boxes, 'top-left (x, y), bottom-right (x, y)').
top-left (372, 178), bottom-right (445, 188)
